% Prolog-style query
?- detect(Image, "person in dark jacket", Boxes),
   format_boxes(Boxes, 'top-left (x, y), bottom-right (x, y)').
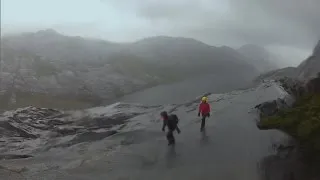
top-left (161, 111), bottom-right (181, 145)
top-left (198, 96), bottom-right (211, 131)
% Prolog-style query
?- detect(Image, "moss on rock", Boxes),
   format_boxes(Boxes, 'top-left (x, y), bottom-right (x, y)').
top-left (260, 93), bottom-right (320, 157)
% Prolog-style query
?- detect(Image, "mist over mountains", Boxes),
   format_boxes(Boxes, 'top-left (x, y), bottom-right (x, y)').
top-left (238, 44), bottom-right (279, 72)
top-left (255, 40), bottom-right (320, 82)
top-left (0, 29), bottom-right (281, 109)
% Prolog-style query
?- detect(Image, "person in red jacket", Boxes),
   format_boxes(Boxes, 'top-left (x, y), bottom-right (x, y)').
top-left (198, 96), bottom-right (211, 131)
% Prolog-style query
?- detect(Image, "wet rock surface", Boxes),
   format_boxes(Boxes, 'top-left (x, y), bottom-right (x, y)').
top-left (255, 75), bottom-right (320, 121)
top-left (0, 107), bottom-right (66, 139)
top-left (0, 103), bottom-right (159, 156)
top-left (0, 83), bottom-right (298, 180)
top-left (254, 79), bottom-right (300, 124)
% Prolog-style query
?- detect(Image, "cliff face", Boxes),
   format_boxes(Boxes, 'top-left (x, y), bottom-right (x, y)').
top-left (306, 72), bottom-right (320, 93)
top-left (297, 40), bottom-right (320, 80)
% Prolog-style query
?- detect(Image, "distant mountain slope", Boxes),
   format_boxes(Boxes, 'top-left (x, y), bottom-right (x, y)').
top-left (0, 29), bottom-right (259, 109)
top-left (238, 44), bottom-right (279, 73)
top-left (297, 40), bottom-right (320, 80)
top-left (253, 40), bottom-right (320, 82)
top-left (127, 36), bottom-right (258, 78)
top-left (1, 29), bottom-right (121, 62)
top-left (2, 31), bottom-right (258, 77)
top-left (0, 46), bottom-right (172, 110)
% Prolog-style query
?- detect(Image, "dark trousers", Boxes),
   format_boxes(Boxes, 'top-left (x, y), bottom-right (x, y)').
top-left (201, 114), bottom-right (208, 130)
top-left (176, 126), bottom-right (181, 134)
top-left (166, 129), bottom-right (175, 145)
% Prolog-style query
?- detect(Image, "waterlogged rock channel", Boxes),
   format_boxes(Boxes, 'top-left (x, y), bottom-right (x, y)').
top-left (0, 82), bottom-right (296, 180)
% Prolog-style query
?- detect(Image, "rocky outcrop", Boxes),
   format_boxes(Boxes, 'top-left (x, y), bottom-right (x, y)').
top-left (305, 72), bottom-right (320, 93)
top-left (255, 78), bottom-right (303, 129)
top-left (255, 98), bottom-right (291, 119)
top-left (256, 76), bottom-right (320, 176)
top-left (278, 77), bottom-right (305, 98)
top-left (0, 103), bottom-right (160, 154)
top-left (0, 107), bottom-right (65, 138)
top-left (254, 77), bottom-right (301, 118)
top-left (254, 75), bottom-right (313, 119)
top-left (255, 76), bottom-right (320, 180)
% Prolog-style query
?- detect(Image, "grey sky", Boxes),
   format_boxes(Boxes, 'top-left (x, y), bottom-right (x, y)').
top-left (1, 0), bottom-right (319, 66)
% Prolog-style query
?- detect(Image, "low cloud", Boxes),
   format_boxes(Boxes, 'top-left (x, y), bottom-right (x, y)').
top-left (3, 0), bottom-right (320, 65)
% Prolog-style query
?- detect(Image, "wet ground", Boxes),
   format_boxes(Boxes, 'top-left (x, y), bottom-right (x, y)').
top-left (0, 83), bottom-right (295, 180)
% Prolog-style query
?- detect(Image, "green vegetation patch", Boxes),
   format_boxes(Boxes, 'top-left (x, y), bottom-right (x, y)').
top-left (260, 93), bottom-right (320, 156)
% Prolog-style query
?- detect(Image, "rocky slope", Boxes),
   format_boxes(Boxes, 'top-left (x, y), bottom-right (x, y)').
top-left (0, 82), bottom-right (298, 180)
top-left (0, 45), bottom-right (162, 109)
top-left (0, 104), bottom-right (162, 156)
top-left (297, 40), bottom-right (320, 80)
top-left (254, 40), bottom-right (320, 82)
top-left (0, 29), bottom-right (258, 110)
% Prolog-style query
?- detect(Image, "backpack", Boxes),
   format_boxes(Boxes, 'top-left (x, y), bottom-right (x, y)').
top-left (170, 114), bottom-right (179, 125)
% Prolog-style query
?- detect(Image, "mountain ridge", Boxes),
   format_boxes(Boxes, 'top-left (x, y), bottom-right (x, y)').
top-left (0, 29), bottom-right (259, 110)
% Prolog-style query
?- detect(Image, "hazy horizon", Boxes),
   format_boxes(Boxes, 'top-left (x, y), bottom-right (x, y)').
top-left (1, 0), bottom-right (319, 66)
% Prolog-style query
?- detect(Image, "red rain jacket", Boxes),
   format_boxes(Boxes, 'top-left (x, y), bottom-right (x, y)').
top-left (199, 102), bottom-right (210, 115)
